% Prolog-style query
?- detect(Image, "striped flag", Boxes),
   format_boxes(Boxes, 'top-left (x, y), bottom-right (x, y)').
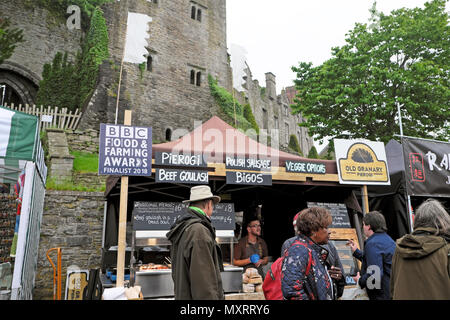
top-left (0, 106), bottom-right (38, 161)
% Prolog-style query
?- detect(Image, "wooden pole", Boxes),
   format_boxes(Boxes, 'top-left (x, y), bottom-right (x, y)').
top-left (115, 2), bottom-right (128, 125)
top-left (361, 185), bottom-right (369, 214)
top-left (116, 110), bottom-right (132, 287)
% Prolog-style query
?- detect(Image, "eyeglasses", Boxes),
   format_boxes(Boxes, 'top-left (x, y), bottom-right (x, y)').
top-left (249, 224), bottom-right (261, 228)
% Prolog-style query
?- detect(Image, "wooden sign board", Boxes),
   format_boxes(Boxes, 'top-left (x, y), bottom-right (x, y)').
top-left (329, 227), bottom-right (361, 285)
top-left (65, 269), bottom-right (89, 300)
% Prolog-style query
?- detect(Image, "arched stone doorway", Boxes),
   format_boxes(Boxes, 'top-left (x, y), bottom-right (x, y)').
top-left (0, 62), bottom-right (39, 107)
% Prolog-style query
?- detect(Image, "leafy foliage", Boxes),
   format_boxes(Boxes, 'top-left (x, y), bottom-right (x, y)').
top-left (208, 74), bottom-right (255, 132)
top-left (307, 146), bottom-right (319, 159)
top-left (27, 0), bottom-right (113, 30)
top-left (36, 52), bottom-right (80, 110)
top-left (291, 0), bottom-right (450, 144)
top-left (0, 18), bottom-right (24, 65)
top-left (243, 103), bottom-right (260, 134)
top-left (288, 134), bottom-right (303, 156)
top-left (36, 7), bottom-right (109, 111)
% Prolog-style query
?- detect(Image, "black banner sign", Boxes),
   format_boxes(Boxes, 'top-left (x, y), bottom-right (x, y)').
top-left (155, 152), bottom-right (207, 167)
top-left (226, 171), bottom-right (272, 186)
top-left (285, 160), bottom-right (326, 174)
top-left (155, 168), bottom-right (208, 184)
top-left (307, 202), bottom-right (351, 228)
top-left (132, 201), bottom-right (235, 230)
top-left (225, 156), bottom-right (271, 172)
top-left (402, 137), bottom-right (450, 197)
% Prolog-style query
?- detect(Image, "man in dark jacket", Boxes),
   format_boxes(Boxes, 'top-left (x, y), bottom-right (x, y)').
top-left (166, 185), bottom-right (224, 300)
top-left (348, 211), bottom-right (396, 300)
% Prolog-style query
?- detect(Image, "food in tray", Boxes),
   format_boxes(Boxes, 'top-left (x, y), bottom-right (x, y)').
top-left (139, 263), bottom-right (170, 271)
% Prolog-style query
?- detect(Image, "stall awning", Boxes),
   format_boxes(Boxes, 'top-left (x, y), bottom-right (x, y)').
top-left (106, 116), bottom-right (338, 196)
top-left (152, 116), bottom-right (336, 170)
top-left (0, 106), bottom-right (47, 184)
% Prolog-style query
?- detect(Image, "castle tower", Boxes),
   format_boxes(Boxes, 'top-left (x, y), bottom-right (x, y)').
top-left (265, 72), bottom-right (276, 100)
top-left (79, 0), bottom-right (232, 142)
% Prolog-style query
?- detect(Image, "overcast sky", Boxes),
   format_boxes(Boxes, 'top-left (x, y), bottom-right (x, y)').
top-left (226, 0), bottom-right (445, 152)
top-left (227, 0), bottom-right (440, 94)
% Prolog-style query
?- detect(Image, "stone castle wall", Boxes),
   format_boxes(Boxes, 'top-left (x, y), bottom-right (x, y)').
top-left (2, 0), bottom-right (313, 153)
top-left (234, 68), bottom-right (314, 155)
top-left (0, 0), bottom-right (84, 104)
top-left (79, 0), bottom-right (233, 143)
top-left (34, 190), bottom-right (105, 300)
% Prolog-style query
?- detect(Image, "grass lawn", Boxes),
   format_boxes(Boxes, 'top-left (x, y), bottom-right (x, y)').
top-left (71, 150), bottom-right (99, 172)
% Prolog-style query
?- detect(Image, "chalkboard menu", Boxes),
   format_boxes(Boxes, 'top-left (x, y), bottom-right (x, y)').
top-left (132, 201), bottom-right (235, 231)
top-left (307, 202), bottom-right (351, 228)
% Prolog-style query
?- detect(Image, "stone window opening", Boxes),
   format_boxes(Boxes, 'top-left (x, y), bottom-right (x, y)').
top-left (190, 69), bottom-right (202, 86)
top-left (196, 71), bottom-right (201, 86)
top-left (191, 6), bottom-right (197, 19)
top-left (197, 8), bottom-right (202, 22)
top-left (190, 70), bottom-right (196, 84)
top-left (285, 123), bottom-right (289, 144)
top-left (165, 128), bottom-right (172, 141)
top-left (147, 55), bottom-right (153, 72)
top-left (262, 109), bottom-right (268, 129)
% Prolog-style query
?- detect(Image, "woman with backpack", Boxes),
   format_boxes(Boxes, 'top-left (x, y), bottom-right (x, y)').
top-left (281, 207), bottom-right (334, 300)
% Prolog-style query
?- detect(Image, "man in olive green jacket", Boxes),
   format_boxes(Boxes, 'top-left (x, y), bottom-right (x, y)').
top-left (390, 199), bottom-right (450, 300)
top-left (167, 185), bottom-right (224, 300)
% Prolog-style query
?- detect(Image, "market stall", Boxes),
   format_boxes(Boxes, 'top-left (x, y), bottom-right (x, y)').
top-left (102, 116), bottom-right (364, 298)
top-left (368, 137), bottom-right (450, 240)
top-left (0, 105), bottom-right (47, 300)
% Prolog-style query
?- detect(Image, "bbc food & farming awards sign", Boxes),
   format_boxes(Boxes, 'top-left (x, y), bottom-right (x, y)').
top-left (98, 124), bottom-right (152, 176)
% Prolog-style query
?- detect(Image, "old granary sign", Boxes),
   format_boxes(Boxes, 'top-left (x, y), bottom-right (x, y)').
top-left (402, 137), bottom-right (450, 197)
top-left (334, 139), bottom-right (390, 185)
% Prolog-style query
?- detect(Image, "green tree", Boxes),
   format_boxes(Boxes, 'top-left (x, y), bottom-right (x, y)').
top-left (77, 7), bottom-right (109, 106)
top-left (288, 134), bottom-right (303, 156)
top-left (208, 74), bottom-right (254, 132)
top-left (36, 52), bottom-right (80, 110)
top-left (0, 18), bottom-right (24, 65)
top-left (243, 103), bottom-right (260, 135)
top-left (36, 7), bottom-right (109, 111)
top-left (291, 0), bottom-right (450, 144)
top-left (307, 146), bottom-right (319, 159)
